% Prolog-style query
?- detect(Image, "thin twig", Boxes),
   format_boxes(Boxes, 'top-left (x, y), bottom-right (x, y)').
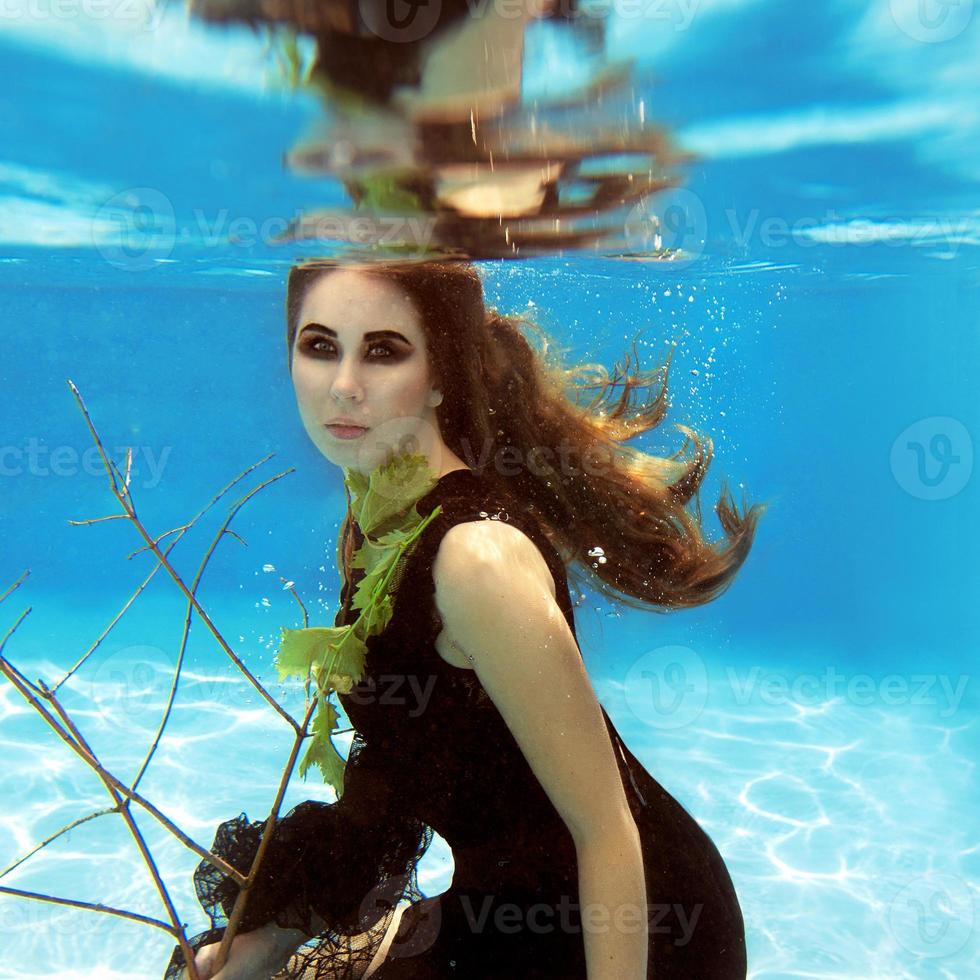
top-left (212, 695), bottom-right (320, 974)
top-left (66, 514), bottom-right (128, 526)
top-left (0, 806), bottom-right (119, 881)
top-left (1, 607), bottom-right (41, 696)
top-left (0, 885), bottom-right (173, 932)
top-left (0, 570), bottom-right (29, 606)
top-left (280, 576), bottom-right (310, 629)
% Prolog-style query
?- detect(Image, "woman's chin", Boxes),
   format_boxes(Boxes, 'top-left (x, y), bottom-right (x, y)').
top-left (322, 444), bottom-right (382, 476)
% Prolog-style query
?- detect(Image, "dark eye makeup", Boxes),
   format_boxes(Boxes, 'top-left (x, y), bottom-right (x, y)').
top-left (299, 337), bottom-right (405, 361)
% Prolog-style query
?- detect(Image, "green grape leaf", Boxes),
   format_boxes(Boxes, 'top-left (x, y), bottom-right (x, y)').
top-left (275, 626), bottom-right (345, 682)
top-left (350, 536), bottom-right (401, 575)
top-left (344, 466), bottom-right (370, 512)
top-left (362, 593), bottom-right (394, 635)
top-left (354, 172), bottom-right (425, 214)
top-left (314, 627), bottom-right (369, 694)
top-left (276, 625), bottom-right (368, 688)
top-left (350, 565), bottom-right (389, 615)
top-left (355, 453), bottom-right (438, 535)
top-left (298, 700), bottom-right (347, 795)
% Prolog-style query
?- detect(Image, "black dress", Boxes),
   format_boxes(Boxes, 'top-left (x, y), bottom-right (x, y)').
top-left (164, 468), bottom-right (747, 979)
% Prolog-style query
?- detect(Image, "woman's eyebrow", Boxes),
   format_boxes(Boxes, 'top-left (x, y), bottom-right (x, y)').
top-left (299, 322), bottom-right (412, 344)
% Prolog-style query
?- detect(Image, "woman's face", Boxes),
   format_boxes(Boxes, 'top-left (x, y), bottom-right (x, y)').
top-left (290, 268), bottom-right (443, 476)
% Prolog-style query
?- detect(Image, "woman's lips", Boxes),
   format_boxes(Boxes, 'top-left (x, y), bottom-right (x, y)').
top-left (325, 424), bottom-right (369, 440)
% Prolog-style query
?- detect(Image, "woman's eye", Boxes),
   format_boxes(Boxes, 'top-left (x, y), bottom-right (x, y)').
top-left (302, 339), bottom-right (397, 359)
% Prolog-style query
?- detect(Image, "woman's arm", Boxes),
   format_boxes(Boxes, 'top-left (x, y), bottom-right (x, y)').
top-left (165, 737), bottom-right (432, 979)
top-left (575, 821), bottom-right (648, 979)
top-left (432, 520), bottom-right (648, 980)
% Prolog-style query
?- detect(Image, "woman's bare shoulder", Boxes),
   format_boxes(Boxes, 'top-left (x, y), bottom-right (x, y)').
top-left (434, 518), bottom-right (557, 601)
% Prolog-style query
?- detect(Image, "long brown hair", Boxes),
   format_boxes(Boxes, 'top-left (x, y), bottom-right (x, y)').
top-left (286, 258), bottom-right (768, 614)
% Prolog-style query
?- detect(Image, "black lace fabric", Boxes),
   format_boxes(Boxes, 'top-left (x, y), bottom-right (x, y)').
top-left (163, 469), bottom-right (748, 979)
top-left (163, 732), bottom-right (432, 980)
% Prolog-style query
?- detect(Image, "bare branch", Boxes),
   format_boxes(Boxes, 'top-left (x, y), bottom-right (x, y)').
top-left (280, 575), bottom-right (310, 629)
top-left (66, 514), bottom-right (127, 526)
top-left (0, 806), bottom-right (119, 881)
top-left (211, 695), bottom-right (320, 974)
top-left (0, 884), bottom-right (174, 933)
top-left (223, 528), bottom-right (246, 546)
top-left (0, 570), bottom-right (30, 606)
top-left (0, 607), bottom-right (42, 697)
top-left (127, 524), bottom-right (191, 558)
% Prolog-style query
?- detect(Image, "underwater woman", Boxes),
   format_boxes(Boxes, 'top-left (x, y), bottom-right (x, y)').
top-left (168, 258), bottom-right (765, 980)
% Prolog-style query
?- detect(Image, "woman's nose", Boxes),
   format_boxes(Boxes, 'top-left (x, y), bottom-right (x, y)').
top-left (329, 356), bottom-right (364, 401)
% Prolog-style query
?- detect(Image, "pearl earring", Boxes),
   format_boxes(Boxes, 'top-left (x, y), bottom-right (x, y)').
top-left (429, 391), bottom-right (443, 407)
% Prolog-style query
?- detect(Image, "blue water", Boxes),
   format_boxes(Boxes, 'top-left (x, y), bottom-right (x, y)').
top-left (1, 3), bottom-right (978, 978)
